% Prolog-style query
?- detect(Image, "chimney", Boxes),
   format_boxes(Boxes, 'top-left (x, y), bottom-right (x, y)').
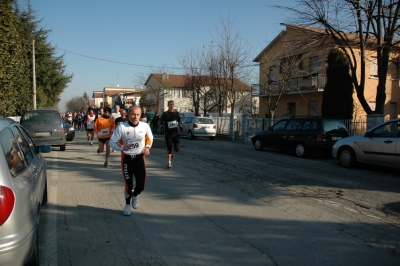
top-left (162, 73), bottom-right (169, 80)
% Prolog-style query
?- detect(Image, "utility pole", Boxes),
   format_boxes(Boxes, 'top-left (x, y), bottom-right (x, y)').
top-left (32, 39), bottom-right (37, 110)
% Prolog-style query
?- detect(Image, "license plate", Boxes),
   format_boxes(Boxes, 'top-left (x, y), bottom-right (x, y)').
top-left (35, 132), bottom-right (51, 137)
top-left (332, 136), bottom-right (342, 140)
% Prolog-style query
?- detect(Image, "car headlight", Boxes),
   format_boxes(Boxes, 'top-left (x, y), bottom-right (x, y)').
top-left (70, 127), bottom-right (74, 131)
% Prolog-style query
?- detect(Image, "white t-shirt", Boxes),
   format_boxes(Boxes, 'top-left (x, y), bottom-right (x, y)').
top-left (109, 121), bottom-right (153, 156)
top-left (111, 112), bottom-right (121, 120)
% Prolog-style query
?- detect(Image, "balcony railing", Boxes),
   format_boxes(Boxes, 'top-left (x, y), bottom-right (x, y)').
top-left (252, 74), bottom-right (327, 96)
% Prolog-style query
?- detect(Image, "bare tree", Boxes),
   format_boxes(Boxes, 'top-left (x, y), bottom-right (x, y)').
top-left (276, 0), bottom-right (400, 115)
top-left (212, 14), bottom-right (252, 115)
top-left (65, 96), bottom-right (87, 112)
top-left (180, 47), bottom-right (211, 116)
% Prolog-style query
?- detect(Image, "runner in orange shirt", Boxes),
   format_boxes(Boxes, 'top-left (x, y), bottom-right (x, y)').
top-left (94, 107), bottom-right (116, 167)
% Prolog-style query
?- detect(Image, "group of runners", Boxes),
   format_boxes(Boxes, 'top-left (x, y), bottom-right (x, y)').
top-left (62, 111), bottom-right (85, 130)
top-left (79, 101), bottom-right (182, 216)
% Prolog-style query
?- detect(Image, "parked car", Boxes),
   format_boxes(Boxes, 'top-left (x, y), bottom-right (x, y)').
top-left (251, 116), bottom-right (349, 157)
top-left (0, 118), bottom-right (51, 265)
top-left (20, 109), bottom-right (67, 151)
top-left (332, 118), bottom-right (400, 168)
top-left (180, 116), bottom-right (216, 140)
top-left (63, 121), bottom-right (75, 141)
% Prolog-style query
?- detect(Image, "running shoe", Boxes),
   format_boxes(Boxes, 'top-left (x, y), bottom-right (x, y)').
top-left (90, 141), bottom-right (93, 145)
top-left (97, 148), bottom-right (100, 154)
top-left (132, 195), bottom-right (139, 209)
top-left (122, 204), bottom-right (131, 216)
top-left (104, 162), bottom-right (109, 168)
top-left (167, 163), bottom-right (172, 169)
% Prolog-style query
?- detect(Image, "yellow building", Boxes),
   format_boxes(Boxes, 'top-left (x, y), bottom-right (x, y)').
top-left (253, 24), bottom-right (400, 122)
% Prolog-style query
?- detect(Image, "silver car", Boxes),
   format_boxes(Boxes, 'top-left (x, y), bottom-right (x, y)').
top-left (180, 116), bottom-right (216, 140)
top-left (0, 118), bottom-right (51, 265)
top-left (332, 118), bottom-right (400, 168)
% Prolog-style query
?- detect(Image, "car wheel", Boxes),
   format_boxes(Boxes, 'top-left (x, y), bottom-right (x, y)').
top-left (254, 138), bottom-right (264, 151)
top-left (295, 143), bottom-right (306, 157)
top-left (60, 144), bottom-right (66, 151)
top-left (42, 177), bottom-right (48, 205)
top-left (188, 131), bottom-right (194, 140)
top-left (209, 136), bottom-right (215, 140)
top-left (338, 147), bottom-right (357, 168)
top-left (27, 216), bottom-right (39, 266)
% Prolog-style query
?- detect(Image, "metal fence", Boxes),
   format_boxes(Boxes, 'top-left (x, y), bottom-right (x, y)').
top-left (213, 115), bottom-right (368, 142)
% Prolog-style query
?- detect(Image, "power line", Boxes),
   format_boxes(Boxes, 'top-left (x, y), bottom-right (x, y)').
top-left (56, 48), bottom-right (183, 70)
top-left (56, 48), bottom-right (259, 70)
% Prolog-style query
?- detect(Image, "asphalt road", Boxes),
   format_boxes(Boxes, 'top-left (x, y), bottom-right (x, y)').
top-left (39, 130), bottom-right (400, 266)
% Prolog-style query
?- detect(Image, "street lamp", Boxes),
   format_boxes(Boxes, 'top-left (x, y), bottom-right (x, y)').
top-left (95, 82), bottom-right (105, 88)
top-left (95, 82), bottom-right (106, 108)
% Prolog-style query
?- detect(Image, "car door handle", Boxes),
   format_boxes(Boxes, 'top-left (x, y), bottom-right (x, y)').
top-left (384, 140), bottom-right (393, 144)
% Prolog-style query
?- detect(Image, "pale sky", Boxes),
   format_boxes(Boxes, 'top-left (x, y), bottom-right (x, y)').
top-left (19, 0), bottom-right (296, 111)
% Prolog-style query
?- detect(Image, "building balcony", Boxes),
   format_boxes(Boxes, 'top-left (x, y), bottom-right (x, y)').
top-left (252, 74), bottom-right (326, 96)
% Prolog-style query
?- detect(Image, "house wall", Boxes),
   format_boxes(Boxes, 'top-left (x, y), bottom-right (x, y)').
top-left (145, 75), bottom-right (197, 114)
top-left (257, 26), bottom-right (400, 121)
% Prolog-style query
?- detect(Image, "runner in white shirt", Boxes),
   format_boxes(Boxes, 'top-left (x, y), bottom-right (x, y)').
top-left (84, 107), bottom-right (96, 145)
top-left (109, 106), bottom-right (153, 216)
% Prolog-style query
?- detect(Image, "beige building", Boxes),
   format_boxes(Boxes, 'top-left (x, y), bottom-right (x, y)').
top-left (92, 87), bottom-right (139, 109)
top-left (253, 24), bottom-right (400, 121)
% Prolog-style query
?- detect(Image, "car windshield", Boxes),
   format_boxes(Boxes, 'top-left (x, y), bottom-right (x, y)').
top-left (22, 112), bottom-right (60, 125)
top-left (196, 118), bottom-right (214, 124)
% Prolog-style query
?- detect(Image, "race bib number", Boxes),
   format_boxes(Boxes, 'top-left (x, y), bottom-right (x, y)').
top-left (88, 120), bottom-right (93, 124)
top-left (167, 120), bottom-right (178, 129)
top-left (98, 128), bottom-right (109, 136)
top-left (127, 139), bottom-right (143, 153)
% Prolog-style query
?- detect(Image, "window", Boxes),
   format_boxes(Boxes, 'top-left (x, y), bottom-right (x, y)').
top-left (270, 66), bottom-right (277, 81)
top-left (309, 101), bottom-right (319, 116)
top-left (13, 126), bottom-right (36, 164)
top-left (371, 121), bottom-right (400, 138)
top-left (167, 89), bottom-right (180, 98)
top-left (302, 121), bottom-right (316, 130)
top-left (370, 57), bottom-right (378, 78)
top-left (182, 89), bottom-right (190, 98)
top-left (289, 65), bottom-right (297, 89)
top-left (279, 59), bottom-right (285, 74)
top-left (0, 128), bottom-right (27, 177)
top-left (272, 120), bottom-right (287, 130)
top-left (286, 120), bottom-right (301, 130)
top-left (287, 102), bottom-right (296, 116)
top-left (310, 56), bottom-right (319, 75)
top-left (390, 102), bottom-right (397, 119)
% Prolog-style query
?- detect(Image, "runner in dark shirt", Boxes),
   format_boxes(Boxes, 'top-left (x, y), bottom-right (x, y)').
top-left (159, 100), bottom-right (182, 169)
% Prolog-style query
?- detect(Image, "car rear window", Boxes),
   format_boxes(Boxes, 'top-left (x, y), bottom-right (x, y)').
top-left (22, 112), bottom-right (61, 125)
top-left (323, 120), bottom-right (348, 133)
top-left (196, 118), bottom-right (214, 124)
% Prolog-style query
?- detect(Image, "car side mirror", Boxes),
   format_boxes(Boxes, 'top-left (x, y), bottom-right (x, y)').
top-left (39, 145), bottom-right (52, 153)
